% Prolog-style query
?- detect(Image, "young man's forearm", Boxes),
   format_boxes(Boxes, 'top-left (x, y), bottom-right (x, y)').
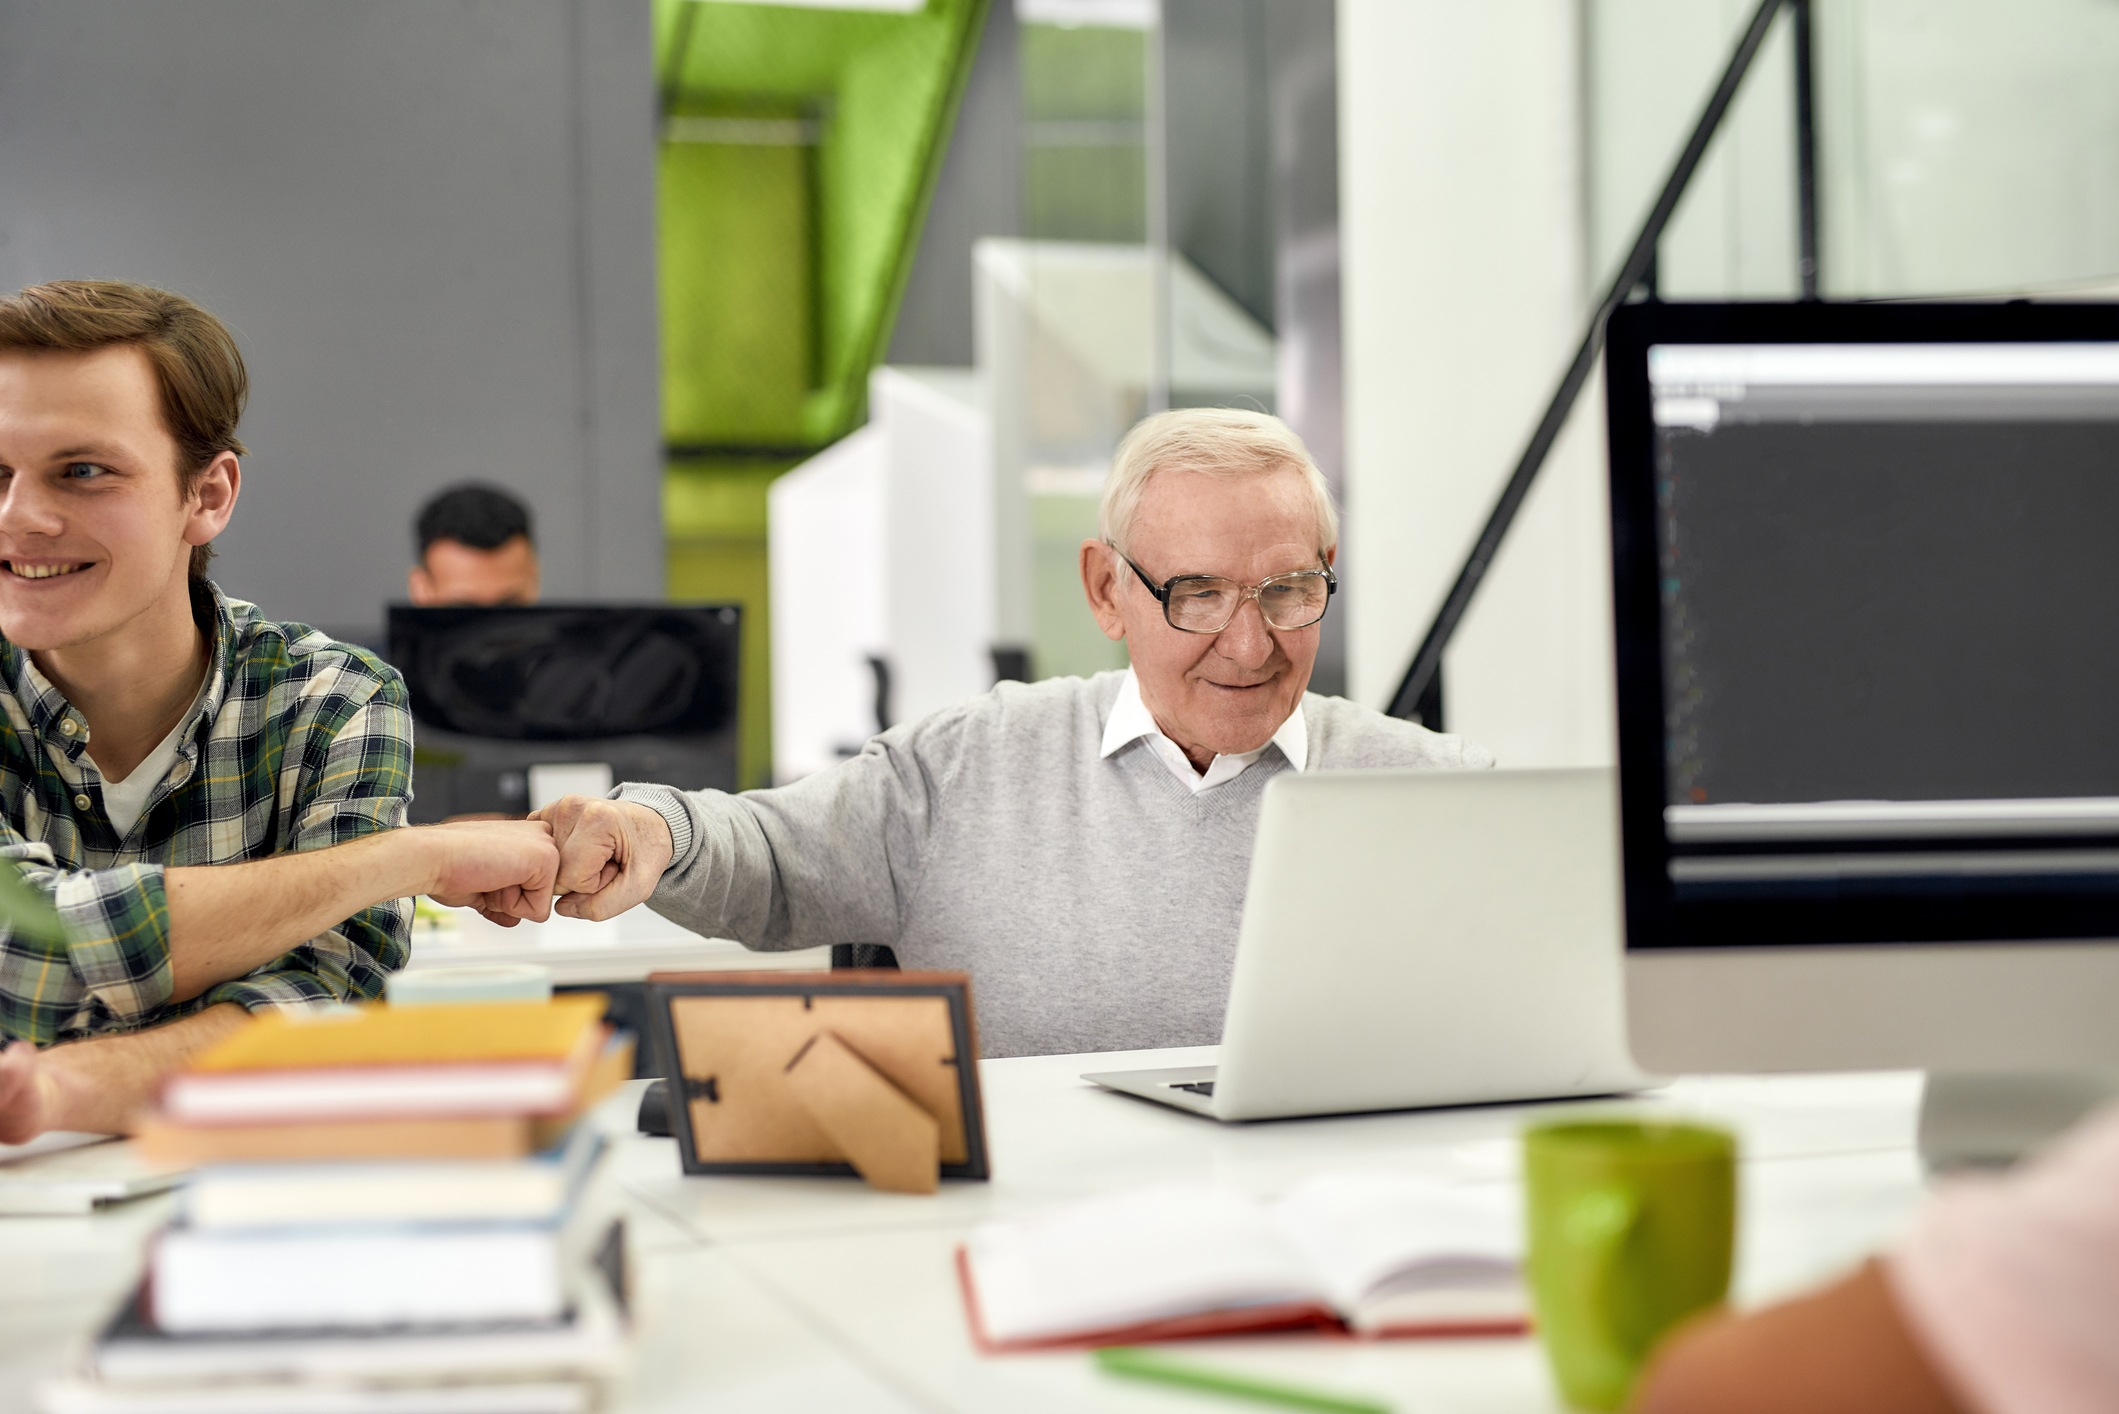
top-left (32, 1003), bottom-right (249, 1136)
top-left (162, 823), bottom-right (558, 1003)
top-left (163, 831), bottom-right (427, 1001)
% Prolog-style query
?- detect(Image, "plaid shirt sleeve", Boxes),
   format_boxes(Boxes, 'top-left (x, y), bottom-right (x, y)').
top-left (0, 836), bottom-right (175, 1044)
top-left (195, 673), bottom-right (415, 1016)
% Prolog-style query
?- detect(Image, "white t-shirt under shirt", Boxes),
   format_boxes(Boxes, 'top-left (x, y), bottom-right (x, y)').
top-left (1887, 1099), bottom-right (2119, 1414)
top-left (99, 709), bottom-right (193, 838)
top-left (44, 675), bottom-right (209, 839)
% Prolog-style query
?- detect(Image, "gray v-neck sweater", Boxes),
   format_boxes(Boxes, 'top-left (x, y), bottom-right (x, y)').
top-left (621, 672), bottom-right (1491, 1057)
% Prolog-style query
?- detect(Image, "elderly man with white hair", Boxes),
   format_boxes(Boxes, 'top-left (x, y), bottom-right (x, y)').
top-left (534, 409), bottom-right (1491, 1057)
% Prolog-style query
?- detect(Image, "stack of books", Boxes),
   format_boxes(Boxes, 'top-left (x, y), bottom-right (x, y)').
top-left (42, 997), bottom-right (634, 1414)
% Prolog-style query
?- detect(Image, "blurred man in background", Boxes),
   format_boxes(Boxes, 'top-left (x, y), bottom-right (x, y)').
top-left (408, 483), bottom-right (540, 607)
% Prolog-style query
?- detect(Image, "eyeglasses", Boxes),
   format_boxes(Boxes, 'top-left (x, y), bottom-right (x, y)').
top-left (1109, 543), bottom-right (1337, 634)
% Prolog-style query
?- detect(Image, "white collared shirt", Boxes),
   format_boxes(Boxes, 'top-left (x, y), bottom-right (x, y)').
top-left (1098, 668), bottom-right (1307, 793)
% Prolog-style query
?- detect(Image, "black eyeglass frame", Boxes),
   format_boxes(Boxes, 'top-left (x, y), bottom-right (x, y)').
top-left (1107, 542), bottom-right (1338, 634)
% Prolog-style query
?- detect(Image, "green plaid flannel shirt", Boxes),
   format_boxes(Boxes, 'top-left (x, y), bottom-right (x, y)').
top-left (0, 583), bottom-right (413, 1044)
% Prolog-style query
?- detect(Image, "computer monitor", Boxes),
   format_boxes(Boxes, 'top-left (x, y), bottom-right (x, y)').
top-left (386, 604), bottom-right (741, 823)
top-left (1606, 301), bottom-right (2119, 1078)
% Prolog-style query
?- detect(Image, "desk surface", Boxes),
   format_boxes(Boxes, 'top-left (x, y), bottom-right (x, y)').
top-left (0, 1051), bottom-right (1931, 1414)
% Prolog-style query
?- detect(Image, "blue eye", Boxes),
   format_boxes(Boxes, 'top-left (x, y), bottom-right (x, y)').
top-left (63, 463), bottom-right (108, 481)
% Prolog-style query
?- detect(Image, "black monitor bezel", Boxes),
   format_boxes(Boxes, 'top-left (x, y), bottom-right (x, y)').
top-left (1606, 300), bottom-right (2119, 953)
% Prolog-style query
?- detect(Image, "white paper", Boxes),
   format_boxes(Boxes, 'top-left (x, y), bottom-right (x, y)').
top-left (0, 1136), bottom-right (178, 1215)
top-left (1271, 1171), bottom-right (1521, 1314)
top-left (0, 1130), bottom-right (112, 1165)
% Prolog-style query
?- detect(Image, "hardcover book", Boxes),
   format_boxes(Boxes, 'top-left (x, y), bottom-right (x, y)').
top-left (959, 1173), bottom-right (1527, 1352)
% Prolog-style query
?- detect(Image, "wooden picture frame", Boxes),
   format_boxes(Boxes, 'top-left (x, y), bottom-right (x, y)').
top-left (644, 970), bottom-right (990, 1185)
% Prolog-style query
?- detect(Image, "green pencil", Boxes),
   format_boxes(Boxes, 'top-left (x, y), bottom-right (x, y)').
top-left (1092, 1346), bottom-right (1393, 1414)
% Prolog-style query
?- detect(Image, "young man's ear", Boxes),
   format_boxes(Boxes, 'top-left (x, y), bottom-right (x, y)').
top-left (1079, 539), bottom-right (1128, 643)
top-left (182, 452), bottom-right (241, 550)
top-left (407, 562), bottom-right (438, 605)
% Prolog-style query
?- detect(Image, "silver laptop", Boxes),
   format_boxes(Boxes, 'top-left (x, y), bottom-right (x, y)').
top-left (1085, 767), bottom-right (1650, 1121)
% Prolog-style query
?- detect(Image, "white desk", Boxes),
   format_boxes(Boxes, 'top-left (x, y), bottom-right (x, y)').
top-left (0, 1053), bottom-right (1932, 1414)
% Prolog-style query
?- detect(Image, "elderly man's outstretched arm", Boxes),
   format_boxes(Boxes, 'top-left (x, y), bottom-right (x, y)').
top-left (538, 707), bottom-right (955, 948)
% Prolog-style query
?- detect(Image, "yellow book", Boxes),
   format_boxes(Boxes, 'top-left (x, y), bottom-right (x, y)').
top-left (162, 997), bottom-right (610, 1125)
top-left (190, 996), bottom-right (606, 1071)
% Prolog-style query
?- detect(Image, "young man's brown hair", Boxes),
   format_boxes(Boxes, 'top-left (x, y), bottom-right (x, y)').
top-left (0, 280), bottom-right (248, 579)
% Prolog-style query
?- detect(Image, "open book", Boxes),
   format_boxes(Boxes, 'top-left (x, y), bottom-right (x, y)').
top-left (959, 1173), bottom-right (1525, 1353)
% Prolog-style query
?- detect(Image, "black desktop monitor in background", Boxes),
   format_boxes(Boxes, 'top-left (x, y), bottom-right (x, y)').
top-left (1604, 301), bottom-right (2119, 1121)
top-left (386, 604), bottom-right (740, 823)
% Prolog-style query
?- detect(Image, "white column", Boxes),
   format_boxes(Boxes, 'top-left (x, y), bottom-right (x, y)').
top-left (1339, 0), bottom-right (1615, 768)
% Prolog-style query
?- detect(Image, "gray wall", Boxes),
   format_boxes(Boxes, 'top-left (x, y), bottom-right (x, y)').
top-left (887, 0), bottom-right (1022, 368)
top-left (0, 0), bottom-right (664, 642)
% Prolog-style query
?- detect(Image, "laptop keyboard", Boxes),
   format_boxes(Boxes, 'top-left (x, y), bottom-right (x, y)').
top-left (1170, 1081), bottom-right (1215, 1096)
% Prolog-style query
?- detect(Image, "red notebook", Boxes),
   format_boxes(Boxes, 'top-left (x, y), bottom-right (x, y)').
top-left (957, 1175), bottom-right (1529, 1354)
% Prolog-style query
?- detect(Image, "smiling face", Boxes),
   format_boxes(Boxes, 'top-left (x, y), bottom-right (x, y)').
top-left (0, 345), bottom-right (235, 655)
top-left (1081, 463), bottom-right (1332, 766)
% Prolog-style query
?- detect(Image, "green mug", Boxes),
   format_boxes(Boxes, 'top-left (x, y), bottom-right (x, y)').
top-left (1523, 1119), bottom-right (1737, 1412)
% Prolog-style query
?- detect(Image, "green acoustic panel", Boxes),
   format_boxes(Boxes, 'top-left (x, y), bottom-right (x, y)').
top-left (666, 459), bottom-right (790, 791)
top-left (655, 0), bottom-right (987, 451)
top-left (659, 139), bottom-right (813, 446)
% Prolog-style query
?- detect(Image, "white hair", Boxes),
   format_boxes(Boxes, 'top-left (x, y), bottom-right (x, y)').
top-left (1097, 407), bottom-right (1339, 557)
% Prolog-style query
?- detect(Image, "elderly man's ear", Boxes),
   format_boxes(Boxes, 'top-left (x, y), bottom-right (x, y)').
top-left (1079, 539), bottom-right (1128, 643)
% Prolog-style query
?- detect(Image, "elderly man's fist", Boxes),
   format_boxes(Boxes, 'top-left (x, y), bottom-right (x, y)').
top-left (532, 796), bottom-right (676, 921)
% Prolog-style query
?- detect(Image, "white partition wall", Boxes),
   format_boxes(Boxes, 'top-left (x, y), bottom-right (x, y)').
top-left (878, 367), bottom-right (997, 727)
top-left (769, 368), bottom-right (995, 782)
top-left (770, 426), bottom-right (888, 783)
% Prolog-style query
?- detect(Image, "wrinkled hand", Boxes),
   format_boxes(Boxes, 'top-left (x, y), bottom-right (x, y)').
top-left (0, 1040), bottom-right (56, 1146)
top-left (533, 796), bottom-right (674, 922)
top-left (422, 819), bottom-right (561, 927)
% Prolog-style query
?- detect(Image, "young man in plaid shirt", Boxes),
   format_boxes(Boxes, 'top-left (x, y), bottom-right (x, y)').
top-left (0, 281), bottom-right (561, 1142)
